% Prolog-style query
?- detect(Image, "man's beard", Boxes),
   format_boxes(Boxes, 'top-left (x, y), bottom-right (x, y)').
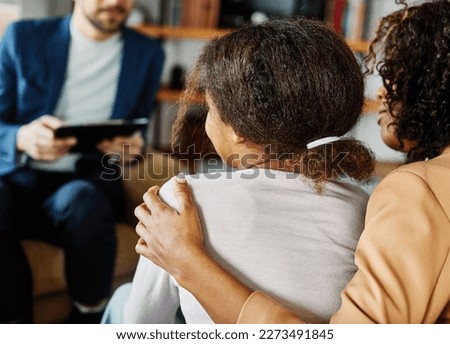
top-left (85, 7), bottom-right (129, 34)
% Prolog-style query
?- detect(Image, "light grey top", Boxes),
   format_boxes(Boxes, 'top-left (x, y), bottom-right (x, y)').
top-left (124, 169), bottom-right (369, 323)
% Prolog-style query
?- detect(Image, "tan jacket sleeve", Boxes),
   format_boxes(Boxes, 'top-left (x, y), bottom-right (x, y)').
top-left (237, 291), bottom-right (304, 324)
top-left (238, 170), bottom-right (450, 324)
top-left (331, 170), bottom-right (450, 323)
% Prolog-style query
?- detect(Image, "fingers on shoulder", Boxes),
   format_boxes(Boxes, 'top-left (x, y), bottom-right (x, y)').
top-left (134, 202), bottom-right (150, 221)
top-left (143, 185), bottom-right (169, 212)
top-left (135, 237), bottom-right (148, 255)
top-left (173, 177), bottom-right (196, 212)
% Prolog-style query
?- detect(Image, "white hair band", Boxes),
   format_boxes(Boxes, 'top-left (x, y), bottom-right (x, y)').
top-left (306, 136), bottom-right (341, 149)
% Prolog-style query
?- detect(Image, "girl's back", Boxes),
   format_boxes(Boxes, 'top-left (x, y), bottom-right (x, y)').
top-left (153, 170), bottom-right (368, 323)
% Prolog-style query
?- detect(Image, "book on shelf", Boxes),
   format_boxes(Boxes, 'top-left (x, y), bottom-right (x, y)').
top-left (326, 0), bottom-right (367, 40)
top-left (219, 0), bottom-right (328, 28)
top-left (160, 0), bottom-right (221, 28)
top-left (342, 0), bottom-right (367, 40)
top-left (326, 0), bottom-right (346, 35)
top-left (181, 0), bottom-right (221, 28)
top-left (160, 0), bottom-right (183, 26)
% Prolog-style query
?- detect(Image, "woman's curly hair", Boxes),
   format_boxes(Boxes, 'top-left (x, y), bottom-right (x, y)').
top-left (364, 0), bottom-right (450, 161)
top-left (172, 17), bottom-right (374, 185)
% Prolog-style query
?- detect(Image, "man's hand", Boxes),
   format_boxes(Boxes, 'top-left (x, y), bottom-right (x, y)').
top-left (96, 132), bottom-right (144, 162)
top-left (134, 177), bottom-right (205, 279)
top-left (16, 115), bottom-right (77, 161)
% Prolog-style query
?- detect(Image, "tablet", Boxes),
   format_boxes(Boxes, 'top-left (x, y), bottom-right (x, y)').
top-left (54, 118), bottom-right (149, 153)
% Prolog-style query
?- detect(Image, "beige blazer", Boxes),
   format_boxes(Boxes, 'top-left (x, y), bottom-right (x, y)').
top-left (238, 147), bottom-right (450, 323)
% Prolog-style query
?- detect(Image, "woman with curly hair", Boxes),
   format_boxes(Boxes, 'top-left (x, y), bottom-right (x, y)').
top-left (369, 0), bottom-right (450, 163)
top-left (103, 17), bottom-right (376, 324)
top-left (132, 0), bottom-right (450, 324)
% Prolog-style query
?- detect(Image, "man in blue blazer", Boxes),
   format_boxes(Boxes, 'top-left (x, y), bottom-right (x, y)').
top-left (0, 0), bottom-right (164, 323)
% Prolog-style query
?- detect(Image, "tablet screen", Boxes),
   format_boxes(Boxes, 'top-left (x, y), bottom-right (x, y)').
top-left (54, 118), bottom-right (149, 153)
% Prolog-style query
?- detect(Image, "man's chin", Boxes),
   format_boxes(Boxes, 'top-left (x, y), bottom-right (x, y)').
top-left (102, 23), bottom-right (125, 34)
top-left (92, 19), bottom-right (126, 34)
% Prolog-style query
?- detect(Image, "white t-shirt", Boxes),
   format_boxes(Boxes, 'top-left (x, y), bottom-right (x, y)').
top-left (124, 169), bottom-right (369, 323)
top-left (30, 20), bottom-right (123, 172)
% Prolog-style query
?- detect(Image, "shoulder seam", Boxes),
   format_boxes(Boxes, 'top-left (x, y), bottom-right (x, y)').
top-left (390, 170), bottom-right (449, 224)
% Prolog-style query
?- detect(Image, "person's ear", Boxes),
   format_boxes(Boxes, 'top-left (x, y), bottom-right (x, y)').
top-left (231, 131), bottom-right (246, 144)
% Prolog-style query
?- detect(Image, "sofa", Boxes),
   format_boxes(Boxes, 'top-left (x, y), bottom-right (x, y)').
top-left (21, 152), bottom-right (180, 324)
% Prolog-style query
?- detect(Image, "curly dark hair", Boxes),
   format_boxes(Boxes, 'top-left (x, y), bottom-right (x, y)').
top-left (364, 0), bottom-right (450, 162)
top-left (172, 17), bottom-right (374, 184)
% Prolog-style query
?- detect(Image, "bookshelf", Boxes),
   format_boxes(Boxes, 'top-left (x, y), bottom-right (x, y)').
top-left (135, 24), bottom-right (378, 114)
top-left (137, 0), bottom-right (378, 152)
top-left (155, 85), bottom-right (379, 114)
top-left (135, 24), bottom-right (370, 52)
top-left (135, 24), bottom-right (231, 40)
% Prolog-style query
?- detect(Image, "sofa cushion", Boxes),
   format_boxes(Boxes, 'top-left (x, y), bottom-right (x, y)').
top-left (22, 223), bottom-right (139, 298)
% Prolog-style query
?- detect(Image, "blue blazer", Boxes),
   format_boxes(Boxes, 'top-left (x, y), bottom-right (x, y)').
top-left (0, 16), bottom-right (165, 176)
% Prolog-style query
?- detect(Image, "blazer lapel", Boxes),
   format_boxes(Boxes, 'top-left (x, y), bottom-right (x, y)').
top-left (111, 29), bottom-right (142, 120)
top-left (45, 16), bottom-right (71, 113)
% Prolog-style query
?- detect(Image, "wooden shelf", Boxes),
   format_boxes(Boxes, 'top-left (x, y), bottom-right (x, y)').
top-left (157, 87), bottom-right (380, 114)
top-left (156, 87), bottom-right (185, 103)
top-left (144, 24), bottom-right (376, 112)
top-left (156, 86), bottom-right (203, 104)
top-left (135, 24), bottom-right (231, 40)
top-left (136, 24), bottom-right (370, 53)
top-left (346, 39), bottom-right (370, 53)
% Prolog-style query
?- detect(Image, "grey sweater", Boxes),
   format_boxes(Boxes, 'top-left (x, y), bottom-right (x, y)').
top-left (124, 169), bottom-right (369, 323)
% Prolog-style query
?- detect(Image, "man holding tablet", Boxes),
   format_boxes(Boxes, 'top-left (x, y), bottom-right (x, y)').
top-left (0, 0), bottom-right (164, 323)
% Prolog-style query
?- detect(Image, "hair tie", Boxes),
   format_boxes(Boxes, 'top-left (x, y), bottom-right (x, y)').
top-left (306, 136), bottom-right (341, 149)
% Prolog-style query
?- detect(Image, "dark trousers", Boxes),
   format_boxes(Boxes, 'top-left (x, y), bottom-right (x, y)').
top-left (0, 163), bottom-right (123, 323)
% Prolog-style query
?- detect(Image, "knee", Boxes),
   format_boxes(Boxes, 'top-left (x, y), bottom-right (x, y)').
top-left (53, 180), bottom-right (112, 216)
top-left (0, 180), bottom-right (13, 202)
top-left (49, 180), bottom-right (116, 235)
top-left (0, 180), bottom-right (14, 230)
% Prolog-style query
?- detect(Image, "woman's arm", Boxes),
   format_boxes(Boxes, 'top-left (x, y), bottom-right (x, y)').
top-left (134, 177), bottom-right (255, 323)
top-left (239, 168), bottom-right (450, 324)
top-left (330, 170), bottom-right (450, 323)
